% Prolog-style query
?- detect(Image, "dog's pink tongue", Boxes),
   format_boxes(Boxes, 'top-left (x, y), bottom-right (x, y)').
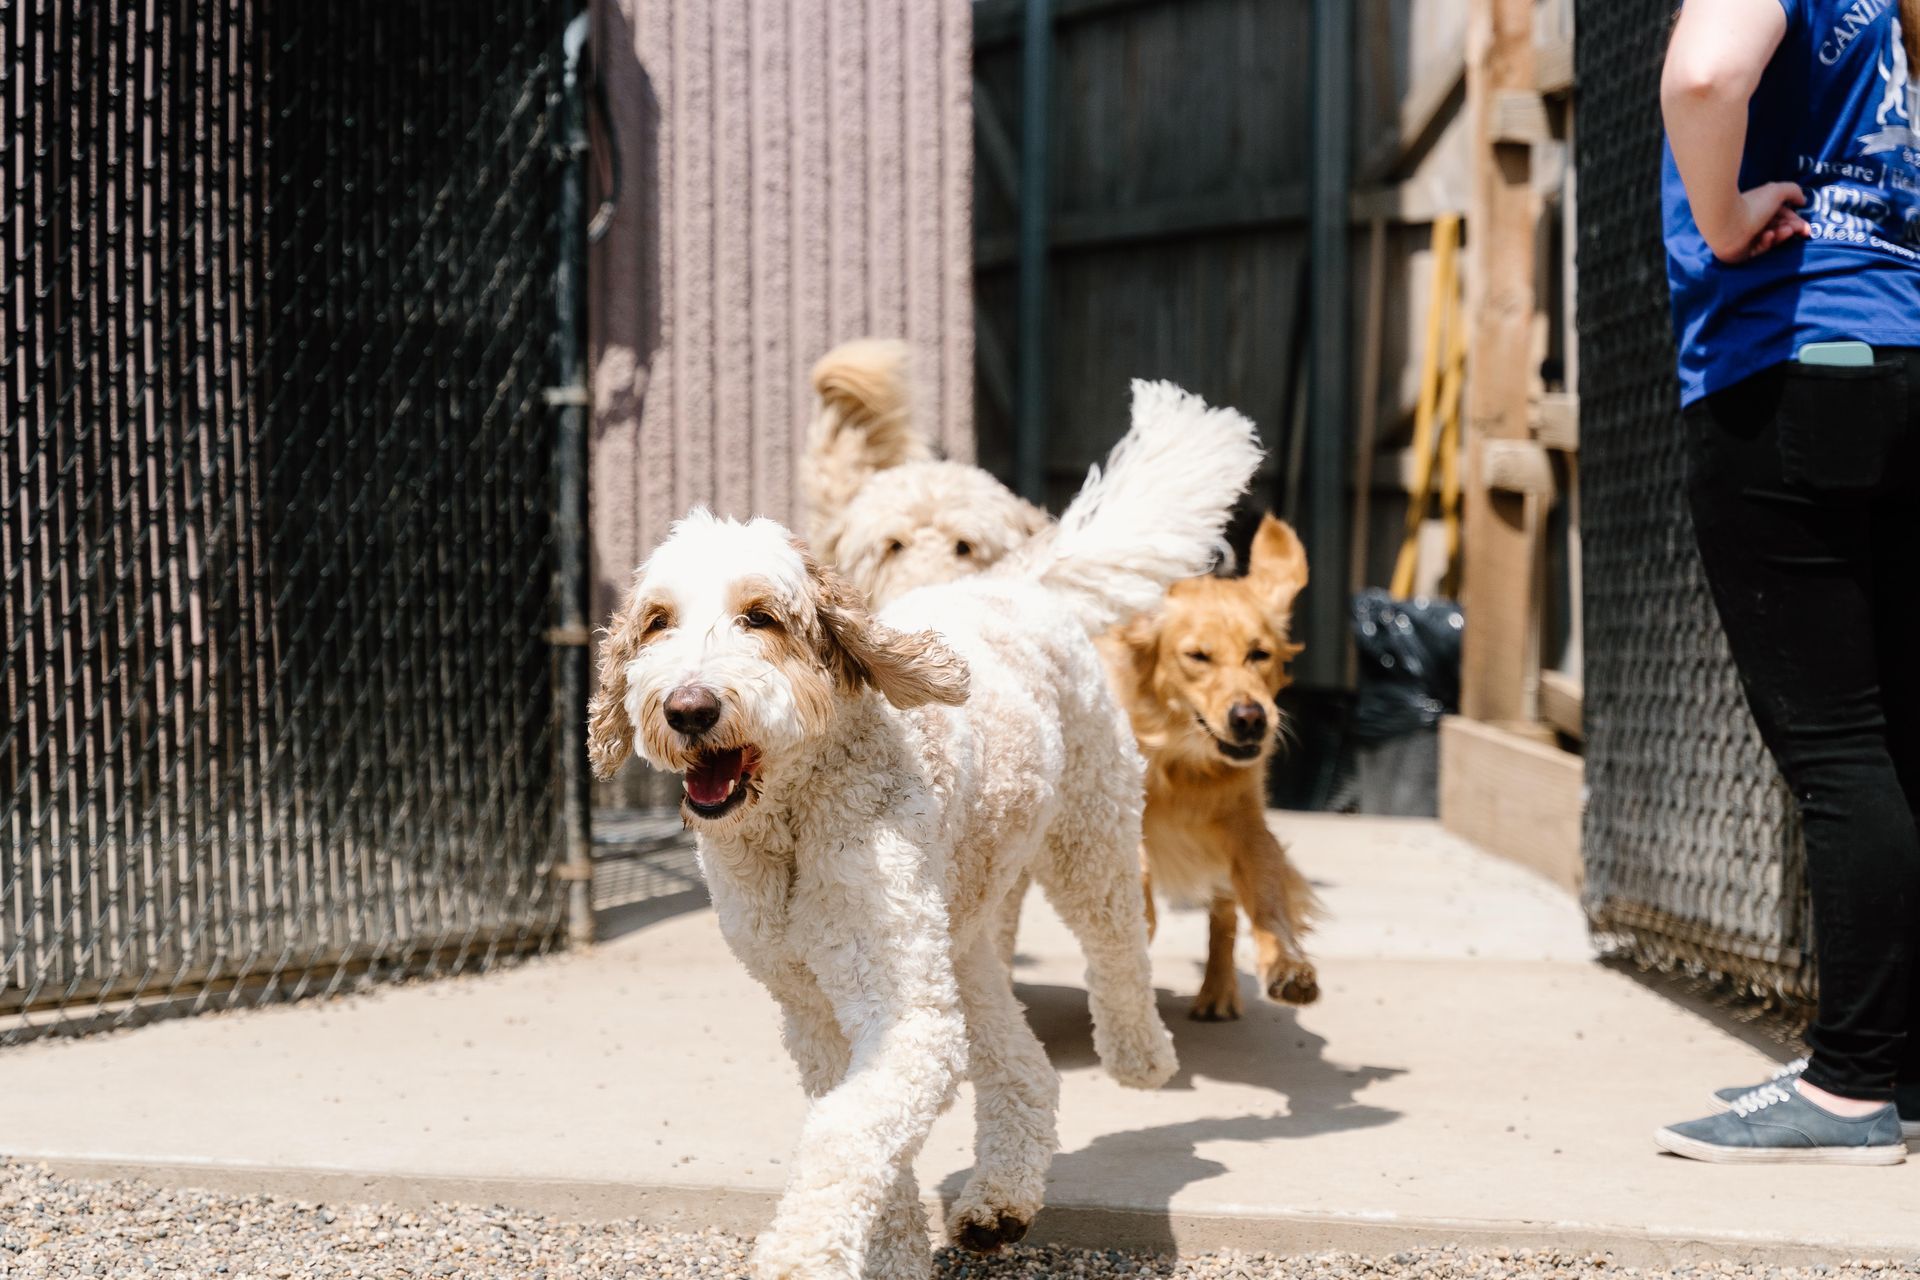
top-left (684, 748), bottom-right (745, 807)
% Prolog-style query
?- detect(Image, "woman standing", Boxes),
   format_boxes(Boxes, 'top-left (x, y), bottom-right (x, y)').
top-left (1657, 0), bottom-right (1920, 1164)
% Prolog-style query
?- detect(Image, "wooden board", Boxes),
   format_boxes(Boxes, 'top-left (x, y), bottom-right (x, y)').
top-left (1439, 716), bottom-right (1585, 893)
top-left (1531, 392), bottom-right (1579, 452)
top-left (1539, 669), bottom-right (1583, 741)
top-left (1459, 0), bottom-right (1543, 724)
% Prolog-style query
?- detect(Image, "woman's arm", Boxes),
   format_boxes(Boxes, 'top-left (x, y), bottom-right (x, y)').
top-left (1662, 0), bottom-right (1809, 263)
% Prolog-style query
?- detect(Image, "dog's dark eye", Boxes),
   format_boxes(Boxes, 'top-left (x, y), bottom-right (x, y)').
top-left (1184, 650), bottom-right (1211, 664)
top-left (954, 540), bottom-right (973, 557)
top-left (644, 614), bottom-right (669, 635)
top-left (885, 539), bottom-right (905, 557)
top-left (742, 609), bottom-right (778, 630)
top-left (1248, 647), bottom-right (1271, 663)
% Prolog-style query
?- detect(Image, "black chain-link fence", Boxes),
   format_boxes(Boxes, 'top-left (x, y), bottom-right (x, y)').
top-left (1574, 0), bottom-right (1813, 1002)
top-left (2, 0), bottom-right (578, 1042)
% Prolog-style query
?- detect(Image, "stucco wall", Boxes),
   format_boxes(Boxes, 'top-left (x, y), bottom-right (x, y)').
top-left (588, 0), bottom-right (974, 802)
top-left (588, 0), bottom-right (975, 592)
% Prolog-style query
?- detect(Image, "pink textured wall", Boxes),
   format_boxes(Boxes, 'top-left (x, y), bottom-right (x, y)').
top-left (588, 0), bottom-right (974, 613)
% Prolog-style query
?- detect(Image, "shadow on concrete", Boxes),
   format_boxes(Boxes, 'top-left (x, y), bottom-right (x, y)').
top-left (595, 886), bottom-right (710, 943)
top-left (589, 834), bottom-right (710, 944)
top-left (1016, 978), bottom-right (1405, 1098)
top-left (1599, 956), bottom-right (1804, 1063)
top-left (933, 977), bottom-right (1403, 1256)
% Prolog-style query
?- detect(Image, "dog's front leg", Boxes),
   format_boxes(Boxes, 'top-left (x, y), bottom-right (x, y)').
top-left (771, 968), bottom-right (853, 1098)
top-left (751, 834), bottom-right (965, 1280)
top-left (1226, 811), bottom-right (1320, 1007)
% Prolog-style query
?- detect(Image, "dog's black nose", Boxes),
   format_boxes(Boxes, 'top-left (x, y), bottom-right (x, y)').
top-left (1226, 700), bottom-right (1268, 744)
top-left (664, 685), bottom-right (722, 736)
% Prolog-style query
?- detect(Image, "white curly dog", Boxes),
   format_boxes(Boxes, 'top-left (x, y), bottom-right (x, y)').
top-left (588, 382), bottom-right (1262, 1280)
top-left (801, 337), bottom-right (1049, 609)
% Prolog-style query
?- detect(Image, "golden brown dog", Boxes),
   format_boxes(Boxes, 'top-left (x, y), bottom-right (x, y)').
top-left (1101, 515), bottom-right (1318, 1021)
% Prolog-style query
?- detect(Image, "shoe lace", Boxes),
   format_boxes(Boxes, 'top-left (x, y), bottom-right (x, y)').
top-left (1731, 1082), bottom-right (1793, 1116)
top-left (1771, 1056), bottom-right (1809, 1082)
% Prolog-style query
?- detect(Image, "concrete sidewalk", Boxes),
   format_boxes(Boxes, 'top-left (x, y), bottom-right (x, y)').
top-left (3, 815), bottom-right (1916, 1264)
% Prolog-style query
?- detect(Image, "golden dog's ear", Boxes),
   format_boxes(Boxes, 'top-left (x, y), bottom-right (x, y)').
top-left (1247, 514), bottom-right (1310, 621)
top-left (803, 549), bottom-right (970, 709)
top-left (1113, 610), bottom-right (1163, 691)
top-left (587, 589), bottom-right (644, 779)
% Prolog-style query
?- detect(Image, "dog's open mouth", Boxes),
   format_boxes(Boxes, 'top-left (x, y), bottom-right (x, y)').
top-left (682, 746), bottom-right (759, 819)
top-left (1195, 714), bottom-right (1264, 763)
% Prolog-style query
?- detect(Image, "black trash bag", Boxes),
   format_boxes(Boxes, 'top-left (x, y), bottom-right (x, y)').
top-left (1350, 588), bottom-right (1464, 744)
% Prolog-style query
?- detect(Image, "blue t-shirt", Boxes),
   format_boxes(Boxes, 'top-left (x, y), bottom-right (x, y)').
top-left (1664, 0), bottom-right (1920, 405)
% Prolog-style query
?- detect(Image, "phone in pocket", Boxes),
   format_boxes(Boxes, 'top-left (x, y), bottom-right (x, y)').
top-left (1795, 339), bottom-right (1876, 367)
top-left (1779, 340), bottom-right (1902, 491)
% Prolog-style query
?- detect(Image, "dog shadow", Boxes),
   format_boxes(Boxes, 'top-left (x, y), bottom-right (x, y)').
top-left (1014, 977), bottom-right (1403, 1099)
top-left (934, 976), bottom-right (1403, 1260)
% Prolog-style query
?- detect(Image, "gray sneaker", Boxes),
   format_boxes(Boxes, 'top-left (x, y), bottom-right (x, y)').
top-left (1708, 1056), bottom-right (1807, 1110)
top-left (1711, 1061), bottom-right (1920, 1140)
top-left (1657, 1082), bottom-right (1907, 1165)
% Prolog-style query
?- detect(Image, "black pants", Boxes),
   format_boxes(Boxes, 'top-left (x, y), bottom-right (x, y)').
top-left (1685, 349), bottom-right (1920, 1101)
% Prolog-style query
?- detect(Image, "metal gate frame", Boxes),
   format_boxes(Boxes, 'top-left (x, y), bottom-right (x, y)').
top-left (2, 0), bottom-right (593, 1042)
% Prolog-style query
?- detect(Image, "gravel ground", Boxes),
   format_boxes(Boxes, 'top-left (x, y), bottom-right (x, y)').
top-left (1, 1160), bottom-right (1915, 1280)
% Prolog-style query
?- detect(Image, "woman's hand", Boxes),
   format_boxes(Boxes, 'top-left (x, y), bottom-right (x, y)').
top-left (1694, 181), bottom-right (1811, 264)
top-left (1661, 0), bottom-right (1798, 264)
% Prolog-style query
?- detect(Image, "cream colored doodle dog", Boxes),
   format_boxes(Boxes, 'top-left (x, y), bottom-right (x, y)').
top-left (802, 338), bottom-right (1050, 608)
top-left (588, 383), bottom-right (1261, 1280)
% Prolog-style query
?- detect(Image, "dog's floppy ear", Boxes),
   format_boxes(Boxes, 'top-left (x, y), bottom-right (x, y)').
top-left (587, 588), bottom-right (644, 779)
top-left (1113, 609), bottom-right (1163, 693)
top-left (1247, 514), bottom-right (1309, 622)
top-left (1014, 497), bottom-right (1052, 539)
top-left (802, 548), bottom-right (970, 709)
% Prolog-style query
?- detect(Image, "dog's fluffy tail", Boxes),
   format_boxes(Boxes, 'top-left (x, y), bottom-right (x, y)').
top-left (1003, 380), bottom-right (1264, 634)
top-left (801, 339), bottom-right (931, 539)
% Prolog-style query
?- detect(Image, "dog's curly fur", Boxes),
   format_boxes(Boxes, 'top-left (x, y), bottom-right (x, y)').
top-left (590, 381), bottom-right (1262, 1280)
top-left (797, 340), bottom-right (1323, 1022)
top-left (802, 341), bottom-right (1048, 608)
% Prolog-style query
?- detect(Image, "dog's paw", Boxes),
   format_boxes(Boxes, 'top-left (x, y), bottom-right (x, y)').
top-left (750, 1233), bottom-right (856, 1280)
top-left (950, 1207), bottom-right (1032, 1254)
top-left (1189, 981), bottom-right (1243, 1022)
top-left (948, 1171), bottom-right (1044, 1257)
top-left (1098, 1018), bottom-right (1179, 1089)
top-left (1265, 961), bottom-right (1320, 1007)
top-left (862, 1223), bottom-right (934, 1279)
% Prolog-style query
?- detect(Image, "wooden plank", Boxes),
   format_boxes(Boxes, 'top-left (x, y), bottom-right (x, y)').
top-left (973, 0), bottom-right (1163, 48)
top-left (1349, 181), bottom-right (1468, 226)
top-left (973, 79), bottom-right (1022, 205)
top-left (1536, 31), bottom-right (1575, 97)
top-left (1492, 89), bottom-right (1553, 146)
top-left (1531, 392), bottom-right (1579, 451)
top-left (977, 183), bottom-right (1311, 269)
top-left (1482, 438), bottom-right (1555, 496)
top-left (977, 312), bottom-right (1017, 422)
top-left (1540, 670), bottom-right (1583, 741)
top-left (1348, 218), bottom-right (1390, 616)
top-left (1439, 716), bottom-right (1585, 893)
top-left (1367, 445), bottom-right (1419, 493)
top-left (1460, 0), bottom-right (1542, 724)
top-left (1361, 35), bottom-right (1468, 182)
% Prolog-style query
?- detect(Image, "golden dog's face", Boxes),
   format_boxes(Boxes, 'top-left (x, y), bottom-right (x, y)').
top-left (1120, 515), bottom-right (1309, 769)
